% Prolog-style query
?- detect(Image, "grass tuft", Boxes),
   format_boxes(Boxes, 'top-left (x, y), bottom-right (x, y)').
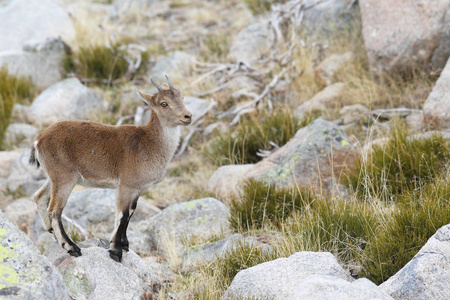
top-left (344, 121), bottom-right (450, 200)
top-left (0, 66), bottom-right (37, 149)
top-left (230, 179), bottom-right (315, 231)
top-left (359, 178), bottom-right (450, 284)
top-left (205, 109), bottom-right (308, 166)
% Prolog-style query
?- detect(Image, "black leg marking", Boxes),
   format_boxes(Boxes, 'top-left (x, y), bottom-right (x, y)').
top-left (57, 218), bottom-right (81, 257)
top-left (120, 196), bottom-right (139, 252)
top-left (109, 209), bottom-right (129, 262)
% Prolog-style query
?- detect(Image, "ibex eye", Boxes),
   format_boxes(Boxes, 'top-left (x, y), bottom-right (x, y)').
top-left (161, 102), bottom-right (168, 107)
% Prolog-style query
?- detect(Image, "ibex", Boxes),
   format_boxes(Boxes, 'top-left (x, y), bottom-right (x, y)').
top-left (30, 76), bottom-right (192, 262)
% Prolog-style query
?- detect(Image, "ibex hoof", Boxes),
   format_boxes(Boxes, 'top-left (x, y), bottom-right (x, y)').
top-left (67, 245), bottom-right (82, 257)
top-left (109, 248), bottom-right (122, 262)
top-left (121, 244), bottom-right (129, 252)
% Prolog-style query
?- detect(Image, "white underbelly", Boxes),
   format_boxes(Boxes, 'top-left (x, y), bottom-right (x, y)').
top-left (77, 176), bottom-right (120, 189)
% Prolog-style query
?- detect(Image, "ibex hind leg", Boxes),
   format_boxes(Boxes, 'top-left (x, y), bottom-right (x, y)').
top-left (48, 180), bottom-right (81, 257)
top-left (109, 187), bottom-right (140, 262)
top-left (33, 180), bottom-right (52, 232)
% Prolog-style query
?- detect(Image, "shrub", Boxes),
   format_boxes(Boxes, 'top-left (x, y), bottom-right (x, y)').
top-left (206, 109), bottom-right (305, 166)
top-left (0, 66), bottom-right (36, 149)
top-left (344, 121), bottom-right (450, 200)
top-left (230, 179), bottom-right (315, 231)
top-left (360, 179), bottom-right (450, 284)
top-left (64, 42), bottom-right (129, 83)
top-left (281, 198), bottom-right (378, 262)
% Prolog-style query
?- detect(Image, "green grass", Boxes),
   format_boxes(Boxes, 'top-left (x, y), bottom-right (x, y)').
top-left (230, 179), bottom-right (315, 231)
top-left (344, 121), bottom-right (450, 200)
top-left (359, 178), bottom-right (450, 284)
top-left (0, 66), bottom-right (37, 149)
top-left (206, 109), bottom-right (307, 165)
top-left (64, 42), bottom-right (130, 84)
top-left (243, 0), bottom-right (282, 15)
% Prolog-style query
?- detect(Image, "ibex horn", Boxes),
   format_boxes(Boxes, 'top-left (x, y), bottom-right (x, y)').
top-left (151, 78), bottom-right (164, 92)
top-left (165, 75), bottom-right (174, 89)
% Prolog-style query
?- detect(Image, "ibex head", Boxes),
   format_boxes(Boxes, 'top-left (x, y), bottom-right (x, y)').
top-left (137, 75), bottom-right (192, 126)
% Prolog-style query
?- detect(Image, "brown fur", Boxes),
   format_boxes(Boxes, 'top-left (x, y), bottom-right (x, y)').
top-left (31, 81), bottom-right (192, 261)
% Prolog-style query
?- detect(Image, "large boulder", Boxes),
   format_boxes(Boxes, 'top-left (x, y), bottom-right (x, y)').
top-left (4, 198), bottom-right (36, 235)
top-left (207, 164), bottom-right (255, 199)
top-left (182, 233), bottom-right (272, 272)
top-left (289, 275), bottom-right (393, 300)
top-left (380, 224), bottom-right (450, 300)
top-left (0, 210), bottom-right (70, 299)
top-left (0, 0), bottom-right (75, 53)
top-left (360, 0), bottom-right (450, 74)
top-left (44, 239), bottom-right (162, 300)
top-left (228, 22), bottom-right (271, 65)
top-left (29, 78), bottom-right (109, 126)
top-left (222, 251), bottom-right (353, 300)
top-left (136, 198), bottom-right (231, 256)
top-left (423, 58), bottom-right (450, 129)
top-left (0, 38), bottom-right (69, 88)
top-left (244, 118), bottom-right (357, 189)
top-left (0, 150), bottom-right (21, 179)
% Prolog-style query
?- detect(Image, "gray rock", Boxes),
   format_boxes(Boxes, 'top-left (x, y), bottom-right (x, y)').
top-left (406, 112), bottom-right (424, 133)
top-left (0, 210), bottom-right (70, 299)
top-left (29, 78), bottom-right (109, 126)
top-left (228, 22), bottom-right (270, 64)
top-left (4, 197), bottom-right (36, 235)
top-left (182, 233), bottom-right (273, 272)
top-left (340, 104), bottom-right (370, 125)
top-left (138, 198), bottom-right (231, 256)
top-left (360, 0), bottom-right (450, 74)
top-left (63, 188), bottom-right (160, 255)
top-left (424, 58), bottom-right (450, 129)
top-left (222, 251), bottom-right (353, 300)
top-left (244, 118), bottom-right (357, 189)
top-left (289, 275), bottom-right (394, 300)
top-left (207, 164), bottom-right (255, 199)
top-left (0, 38), bottom-right (68, 88)
top-left (11, 104), bottom-right (31, 124)
top-left (0, 150), bottom-right (21, 178)
top-left (0, 0), bottom-right (75, 53)
top-left (150, 51), bottom-right (195, 83)
top-left (47, 240), bottom-right (162, 300)
top-left (294, 82), bottom-right (345, 120)
top-left (380, 224), bottom-right (450, 300)
top-left (315, 52), bottom-right (355, 85)
top-left (2, 123), bottom-right (38, 149)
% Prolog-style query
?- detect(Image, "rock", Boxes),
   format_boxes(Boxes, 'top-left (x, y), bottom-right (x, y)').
top-left (67, 2), bottom-right (117, 25)
top-left (0, 150), bottom-right (21, 178)
top-left (222, 251), bottom-right (353, 300)
top-left (0, 38), bottom-right (69, 88)
top-left (315, 52), bottom-right (355, 85)
top-left (301, 0), bottom-right (359, 40)
top-left (380, 224), bottom-right (450, 300)
top-left (45, 239), bottom-right (162, 300)
top-left (244, 118), bottom-right (357, 189)
top-left (324, 177), bottom-right (350, 200)
top-left (226, 75), bottom-right (261, 93)
top-left (0, 210), bottom-right (70, 299)
top-left (2, 123), bottom-right (38, 149)
top-left (3, 149), bottom-right (46, 196)
top-left (182, 233), bottom-right (273, 272)
top-left (360, 0), bottom-right (450, 74)
top-left (289, 275), bottom-right (394, 300)
top-left (150, 51), bottom-right (195, 83)
top-left (0, 0), bottom-right (75, 53)
top-left (29, 78), bottom-right (109, 126)
top-left (424, 58), bottom-right (450, 129)
top-left (138, 198), bottom-right (231, 256)
top-left (4, 198), bottom-right (36, 235)
top-left (11, 104), bottom-right (31, 124)
top-left (406, 112), bottom-right (424, 132)
top-left (294, 82), bottom-right (345, 120)
top-left (30, 216), bottom-right (55, 252)
top-left (207, 164), bottom-right (255, 199)
top-left (340, 104), bottom-right (370, 125)
top-left (371, 108), bottom-right (423, 120)
top-left (228, 22), bottom-right (270, 64)
top-left (63, 188), bottom-right (160, 255)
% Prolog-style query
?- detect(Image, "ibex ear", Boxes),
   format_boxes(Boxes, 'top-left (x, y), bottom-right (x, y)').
top-left (162, 83), bottom-right (170, 90)
top-left (136, 90), bottom-right (154, 106)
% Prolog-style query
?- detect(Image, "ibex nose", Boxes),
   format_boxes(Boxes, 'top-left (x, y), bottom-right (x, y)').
top-left (181, 111), bottom-right (192, 125)
top-left (184, 112), bottom-right (192, 120)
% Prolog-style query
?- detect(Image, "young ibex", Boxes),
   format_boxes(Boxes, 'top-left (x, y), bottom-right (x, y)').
top-left (30, 76), bottom-right (192, 262)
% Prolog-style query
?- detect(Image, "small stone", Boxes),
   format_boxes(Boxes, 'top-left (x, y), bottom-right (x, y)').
top-left (340, 104), bottom-right (370, 125)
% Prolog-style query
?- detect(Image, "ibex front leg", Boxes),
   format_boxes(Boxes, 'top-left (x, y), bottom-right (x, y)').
top-left (109, 186), bottom-right (140, 262)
